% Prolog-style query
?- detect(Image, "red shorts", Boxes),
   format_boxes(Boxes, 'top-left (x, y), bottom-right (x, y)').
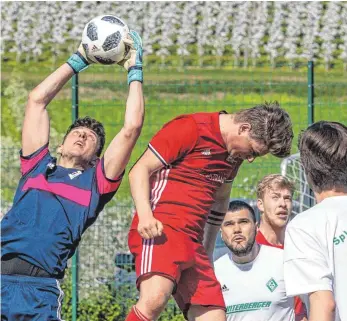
top-left (128, 225), bottom-right (225, 315)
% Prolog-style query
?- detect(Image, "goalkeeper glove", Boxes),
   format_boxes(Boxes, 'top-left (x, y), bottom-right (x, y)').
top-left (66, 43), bottom-right (93, 74)
top-left (118, 30), bottom-right (143, 85)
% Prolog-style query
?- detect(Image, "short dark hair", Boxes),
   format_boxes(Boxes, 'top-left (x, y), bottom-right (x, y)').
top-left (63, 116), bottom-right (105, 157)
top-left (299, 121), bottom-right (347, 193)
top-left (227, 200), bottom-right (256, 223)
top-left (234, 101), bottom-right (294, 158)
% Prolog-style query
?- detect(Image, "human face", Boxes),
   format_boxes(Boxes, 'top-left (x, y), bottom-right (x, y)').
top-left (257, 185), bottom-right (293, 229)
top-left (221, 209), bottom-right (257, 257)
top-left (228, 124), bottom-right (268, 163)
top-left (59, 127), bottom-right (98, 163)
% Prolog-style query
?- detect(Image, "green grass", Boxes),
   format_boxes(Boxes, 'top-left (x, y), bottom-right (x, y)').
top-left (2, 63), bottom-right (346, 205)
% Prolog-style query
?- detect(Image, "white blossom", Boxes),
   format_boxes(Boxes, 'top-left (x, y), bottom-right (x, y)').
top-left (320, 1), bottom-right (341, 70)
top-left (196, 2), bottom-right (215, 67)
top-left (264, 2), bottom-right (286, 68)
top-left (231, 2), bottom-right (251, 67)
top-left (284, 2), bottom-right (305, 67)
top-left (339, 2), bottom-right (347, 70)
top-left (1, 2), bottom-right (18, 55)
top-left (301, 1), bottom-right (323, 61)
top-left (249, 2), bottom-right (268, 67)
top-left (156, 2), bottom-right (178, 66)
top-left (1, 2), bottom-right (346, 68)
top-left (211, 2), bottom-right (234, 68)
top-left (176, 2), bottom-right (198, 66)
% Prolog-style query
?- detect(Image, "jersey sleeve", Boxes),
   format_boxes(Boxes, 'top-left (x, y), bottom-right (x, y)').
top-left (20, 143), bottom-right (49, 176)
top-left (96, 157), bottom-right (124, 195)
top-left (148, 115), bottom-right (198, 166)
top-left (283, 223), bottom-right (333, 297)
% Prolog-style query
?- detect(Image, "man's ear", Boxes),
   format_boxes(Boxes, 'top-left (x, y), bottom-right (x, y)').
top-left (220, 228), bottom-right (224, 242)
top-left (257, 198), bottom-right (264, 213)
top-left (238, 123), bottom-right (252, 135)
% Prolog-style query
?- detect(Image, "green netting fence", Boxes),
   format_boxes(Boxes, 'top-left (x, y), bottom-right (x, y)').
top-left (1, 62), bottom-right (346, 320)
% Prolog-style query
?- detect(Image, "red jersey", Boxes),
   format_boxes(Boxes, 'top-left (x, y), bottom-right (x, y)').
top-left (256, 230), bottom-right (284, 249)
top-left (130, 112), bottom-right (242, 242)
top-left (256, 230), bottom-right (307, 318)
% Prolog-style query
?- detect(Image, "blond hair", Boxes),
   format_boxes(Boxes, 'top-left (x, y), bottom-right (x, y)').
top-left (256, 174), bottom-right (295, 200)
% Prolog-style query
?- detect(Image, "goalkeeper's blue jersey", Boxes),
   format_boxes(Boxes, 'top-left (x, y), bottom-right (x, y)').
top-left (1, 144), bottom-right (123, 277)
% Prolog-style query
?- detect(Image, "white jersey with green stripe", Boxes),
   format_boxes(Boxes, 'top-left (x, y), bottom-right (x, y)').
top-left (214, 245), bottom-right (295, 321)
top-left (284, 195), bottom-right (347, 321)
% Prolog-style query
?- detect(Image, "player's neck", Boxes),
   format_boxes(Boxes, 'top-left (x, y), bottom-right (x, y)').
top-left (315, 189), bottom-right (347, 203)
top-left (232, 242), bottom-right (260, 265)
top-left (219, 114), bottom-right (237, 151)
top-left (258, 221), bottom-right (285, 247)
top-left (58, 155), bottom-right (89, 170)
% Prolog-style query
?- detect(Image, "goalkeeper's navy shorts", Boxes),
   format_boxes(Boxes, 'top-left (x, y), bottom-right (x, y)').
top-left (1, 274), bottom-right (64, 321)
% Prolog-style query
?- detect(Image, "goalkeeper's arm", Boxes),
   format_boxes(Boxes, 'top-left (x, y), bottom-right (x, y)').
top-left (203, 182), bottom-right (233, 263)
top-left (103, 30), bottom-right (144, 180)
top-left (22, 45), bottom-right (91, 156)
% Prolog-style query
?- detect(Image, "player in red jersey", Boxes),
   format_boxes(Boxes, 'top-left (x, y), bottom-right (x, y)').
top-left (255, 174), bottom-right (307, 321)
top-left (125, 102), bottom-right (293, 321)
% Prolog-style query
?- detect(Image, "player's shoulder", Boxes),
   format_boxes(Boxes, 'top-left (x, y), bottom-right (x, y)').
top-left (256, 246), bottom-right (285, 271)
top-left (166, 113), bottom-right (198, 128)
top-left (289, 196), bottom-right (347, 231)
top-left (190, 111), bottom-right (224, 124)
top-left (168, 111), bottom-right (221, 133)
top-left (259, 244), bottom-right (284, 257)
top-left (214, 252), bottom-right (231, 270)
top-left (288, 200), bottom-right (332, 229)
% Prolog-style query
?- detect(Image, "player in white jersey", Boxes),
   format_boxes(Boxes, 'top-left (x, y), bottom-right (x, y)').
top-left (214, 200), bottom-right (295, 321)
top-left (284, 121), bottom-right (347, 321)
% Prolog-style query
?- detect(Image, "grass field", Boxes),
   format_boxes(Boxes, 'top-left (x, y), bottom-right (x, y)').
top-left (1, 63), bottom-right (347, 206)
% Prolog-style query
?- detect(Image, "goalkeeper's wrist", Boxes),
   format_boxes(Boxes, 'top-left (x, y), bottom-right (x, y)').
top-left (67, 52), bottom-right (89, 74)
top-left (127, 66), bottom-right (143, 85)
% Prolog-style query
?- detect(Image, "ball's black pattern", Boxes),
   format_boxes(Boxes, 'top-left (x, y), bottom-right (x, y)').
top-left (102, 31), bottom-right (121, 52)
top-left (101, 15), bottom-right (125, 26)
top-left (82, 43), bottom-right (89, 56)
top-left (87, 22), bottom-right (98, 41)
top-left (94, 55), bottom-right (115, 65)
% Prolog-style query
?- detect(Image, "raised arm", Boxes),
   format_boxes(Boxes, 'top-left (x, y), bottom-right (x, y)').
top-left (22, 64), bottom-right (74, 156)
top-left (22, 40), bottom-right (95, 157)
top-left (203, 182), bottom-right (233, 262)
top-left (103, 81), bottom-right (144, 179)
top-left (103, 31), bottom-right (144, 180)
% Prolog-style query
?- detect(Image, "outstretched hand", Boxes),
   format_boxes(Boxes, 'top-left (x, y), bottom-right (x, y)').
top-left (76, 43), bottom-right (94, 64)
top-left (118, 31), bottom-right (143, 71)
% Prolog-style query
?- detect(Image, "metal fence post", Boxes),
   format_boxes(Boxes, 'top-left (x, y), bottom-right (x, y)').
top-left (307, 61), bottom-right (314, 207)
top-left (71, 74), bottom-right (79, 321)
top-left (308, 61), bottom-right (314, 125)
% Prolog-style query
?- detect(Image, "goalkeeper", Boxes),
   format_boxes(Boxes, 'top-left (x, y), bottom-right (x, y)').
top-left (1, 31), bottom-right (144, 321)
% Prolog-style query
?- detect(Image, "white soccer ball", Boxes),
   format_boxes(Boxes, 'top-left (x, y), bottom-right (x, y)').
top-left (81, 15), bottom-right (130, 64)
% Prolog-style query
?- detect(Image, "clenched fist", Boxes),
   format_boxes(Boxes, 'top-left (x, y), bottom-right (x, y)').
top-left (137, 215), bottom-right (164, 239)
